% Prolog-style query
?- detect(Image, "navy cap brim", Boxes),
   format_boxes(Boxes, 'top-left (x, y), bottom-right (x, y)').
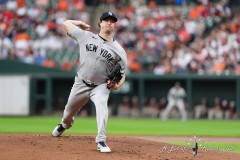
top-left (101, 16), bottom-right (117, 22)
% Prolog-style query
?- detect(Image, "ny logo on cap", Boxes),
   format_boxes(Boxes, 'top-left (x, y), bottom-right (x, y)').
top-left (108, 12), bottom-right (113, 16)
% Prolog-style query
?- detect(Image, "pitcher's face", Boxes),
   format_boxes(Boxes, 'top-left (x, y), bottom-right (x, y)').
top-left (99, 18), bottom-right (116, 34)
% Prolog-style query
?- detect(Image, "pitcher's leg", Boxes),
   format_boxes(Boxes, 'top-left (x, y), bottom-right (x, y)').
top-left (52, 88), bottom-right (89, 137)
top-left (62, 92), bottom-right (89, 129)
top-left (94, 98), bottom-right (108, 142)
top-left (61, 78), bottom-right (90, 129)
top-left (90, 84), bottom-right (110, 143)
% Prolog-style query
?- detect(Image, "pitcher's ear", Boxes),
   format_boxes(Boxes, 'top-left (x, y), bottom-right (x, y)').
top-left (98, 21), bottom-right (101, 27)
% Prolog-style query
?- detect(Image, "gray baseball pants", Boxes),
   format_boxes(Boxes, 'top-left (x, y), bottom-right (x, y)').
top-left (61, 76), bottom-right (110, 143)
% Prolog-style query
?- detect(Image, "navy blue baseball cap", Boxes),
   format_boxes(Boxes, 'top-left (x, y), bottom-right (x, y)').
top-left (100, 11), bottom-right (118, 22)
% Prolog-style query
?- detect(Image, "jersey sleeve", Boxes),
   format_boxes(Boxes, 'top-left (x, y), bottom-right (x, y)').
top-left (66, 25), bottom-right (89, 42)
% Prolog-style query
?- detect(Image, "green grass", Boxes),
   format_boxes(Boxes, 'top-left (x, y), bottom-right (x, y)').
top-left (1, 117), bottom-right (239, 153)
top-left (0, 116), bottom-right (239, 137)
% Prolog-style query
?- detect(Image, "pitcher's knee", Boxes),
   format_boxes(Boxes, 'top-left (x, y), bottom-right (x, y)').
top-left (96, 98), bottom-right (108, 107)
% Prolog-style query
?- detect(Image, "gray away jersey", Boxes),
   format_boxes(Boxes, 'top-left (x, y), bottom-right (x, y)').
top-left (67, 26), bottom-right (127, 84)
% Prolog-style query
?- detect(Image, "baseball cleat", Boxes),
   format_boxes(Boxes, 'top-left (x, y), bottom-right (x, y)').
top-left (97, 142), bottom-right (111, 153)
top-left (52, 124), bottom-right (66, 137)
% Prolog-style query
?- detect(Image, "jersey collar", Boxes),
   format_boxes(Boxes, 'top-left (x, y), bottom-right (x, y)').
top-left (98, 34), bottom-right (115, 42)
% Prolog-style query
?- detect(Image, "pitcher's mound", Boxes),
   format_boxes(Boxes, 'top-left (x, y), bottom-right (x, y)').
top-left (0, 134), bottom-right (239, 160)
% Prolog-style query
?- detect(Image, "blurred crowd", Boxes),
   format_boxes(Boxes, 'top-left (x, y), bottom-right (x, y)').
top-left (115, 0), bottom-right (240, 75)
top-left (0, 0), bottom-right (89, 70)
top-left (1, 0), bottom-right (240, 74)
top-left (109, 95), bottom-right (237, 120)
top-left (74, 93), bottom-right (237, 120)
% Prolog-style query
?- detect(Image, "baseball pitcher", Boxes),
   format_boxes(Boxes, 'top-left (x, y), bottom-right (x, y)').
top-left (52, 11), bottom-right (127, 153)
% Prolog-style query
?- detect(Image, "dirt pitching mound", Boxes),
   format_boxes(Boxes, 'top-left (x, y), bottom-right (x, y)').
top-left (0, 134), bottom-right (239, 160)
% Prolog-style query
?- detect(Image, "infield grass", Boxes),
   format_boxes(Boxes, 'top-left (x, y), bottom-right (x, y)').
top-left (1, 117), bottom-right (239, 153)
top-left (0, 116), bottom-right (239, 137)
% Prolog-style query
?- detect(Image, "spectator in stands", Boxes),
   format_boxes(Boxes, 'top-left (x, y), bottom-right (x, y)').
top-left (0, 31), bottom-right (14, 58)
top-left (22, 47), bottom-right (35, 64)
top-left (14, 29), bottom-right (31, 58)
top-left (117, 96), bottom-right (131, 118)
top-left (57, 0), bottom-right (69, 11)
top-left (1, 0), bottom-right (240, 75)
top-left (225, 100), bottom-right (237, 119)
top-left (42, 56), bottom-right (56, 68)
top-left (61, 60), bottom-right (73, 71)
top-left (194, 97), bottom-right (208, 119)
top-left (221, 99), bottom-right (229, 119)
top-left (153, 61), bottom-right (165, 75)
top-left (6, 48), bottom-right (17, 60)
top-left (127, 50), bottom-right (142, 73)
top-left (34, 52), bottom-right (46, 66)
top-left (158, 97), bottom-right (167, 117)
top-left (208, 96), bottom-right (223, 120)
top-left (130, 96), bottom-right (140, 118)
top-left (35, 22), bottom-right (49, 38)
top-left (158, 98), bottom-right (167, 112)
top-left (142, 97), bottom-right (159, 118)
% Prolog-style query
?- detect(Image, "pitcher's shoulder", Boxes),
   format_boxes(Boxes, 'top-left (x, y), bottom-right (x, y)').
top-left (114, 41), bottom-right (126, 53)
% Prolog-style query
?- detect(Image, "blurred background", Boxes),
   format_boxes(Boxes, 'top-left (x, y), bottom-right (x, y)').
top-left (0, 0), bottom-right (240, 120)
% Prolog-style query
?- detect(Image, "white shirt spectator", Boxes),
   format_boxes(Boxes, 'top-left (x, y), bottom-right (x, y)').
top-left (6, 0), bottom-right (17, 11)
top-left (45, 35), bottom-right (63, 50)
top-left (185, 20), bottom-right (197, 35)
top-left (17, 7), bottom-right (27, 16)
top-left (0, 37), bottom-right (13, 58)
top-left (153, 62), bottom-right (165, 75)
top-left (22, 54), bottom-right (35, 64)
top-left (15, 40), bottom-right (29, 50)
top-left (27, 7), bottom-right (41, 19)
top-left (118, 18), bottom-right (130, 28)
top-left (36, 24), bottom-right (48, 37)
top-left (55, 11), bottom-right (67, 25)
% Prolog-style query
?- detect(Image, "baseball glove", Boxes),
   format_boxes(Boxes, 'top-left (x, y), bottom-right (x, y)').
top-left (107, 63), bottom-right (122, 89)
